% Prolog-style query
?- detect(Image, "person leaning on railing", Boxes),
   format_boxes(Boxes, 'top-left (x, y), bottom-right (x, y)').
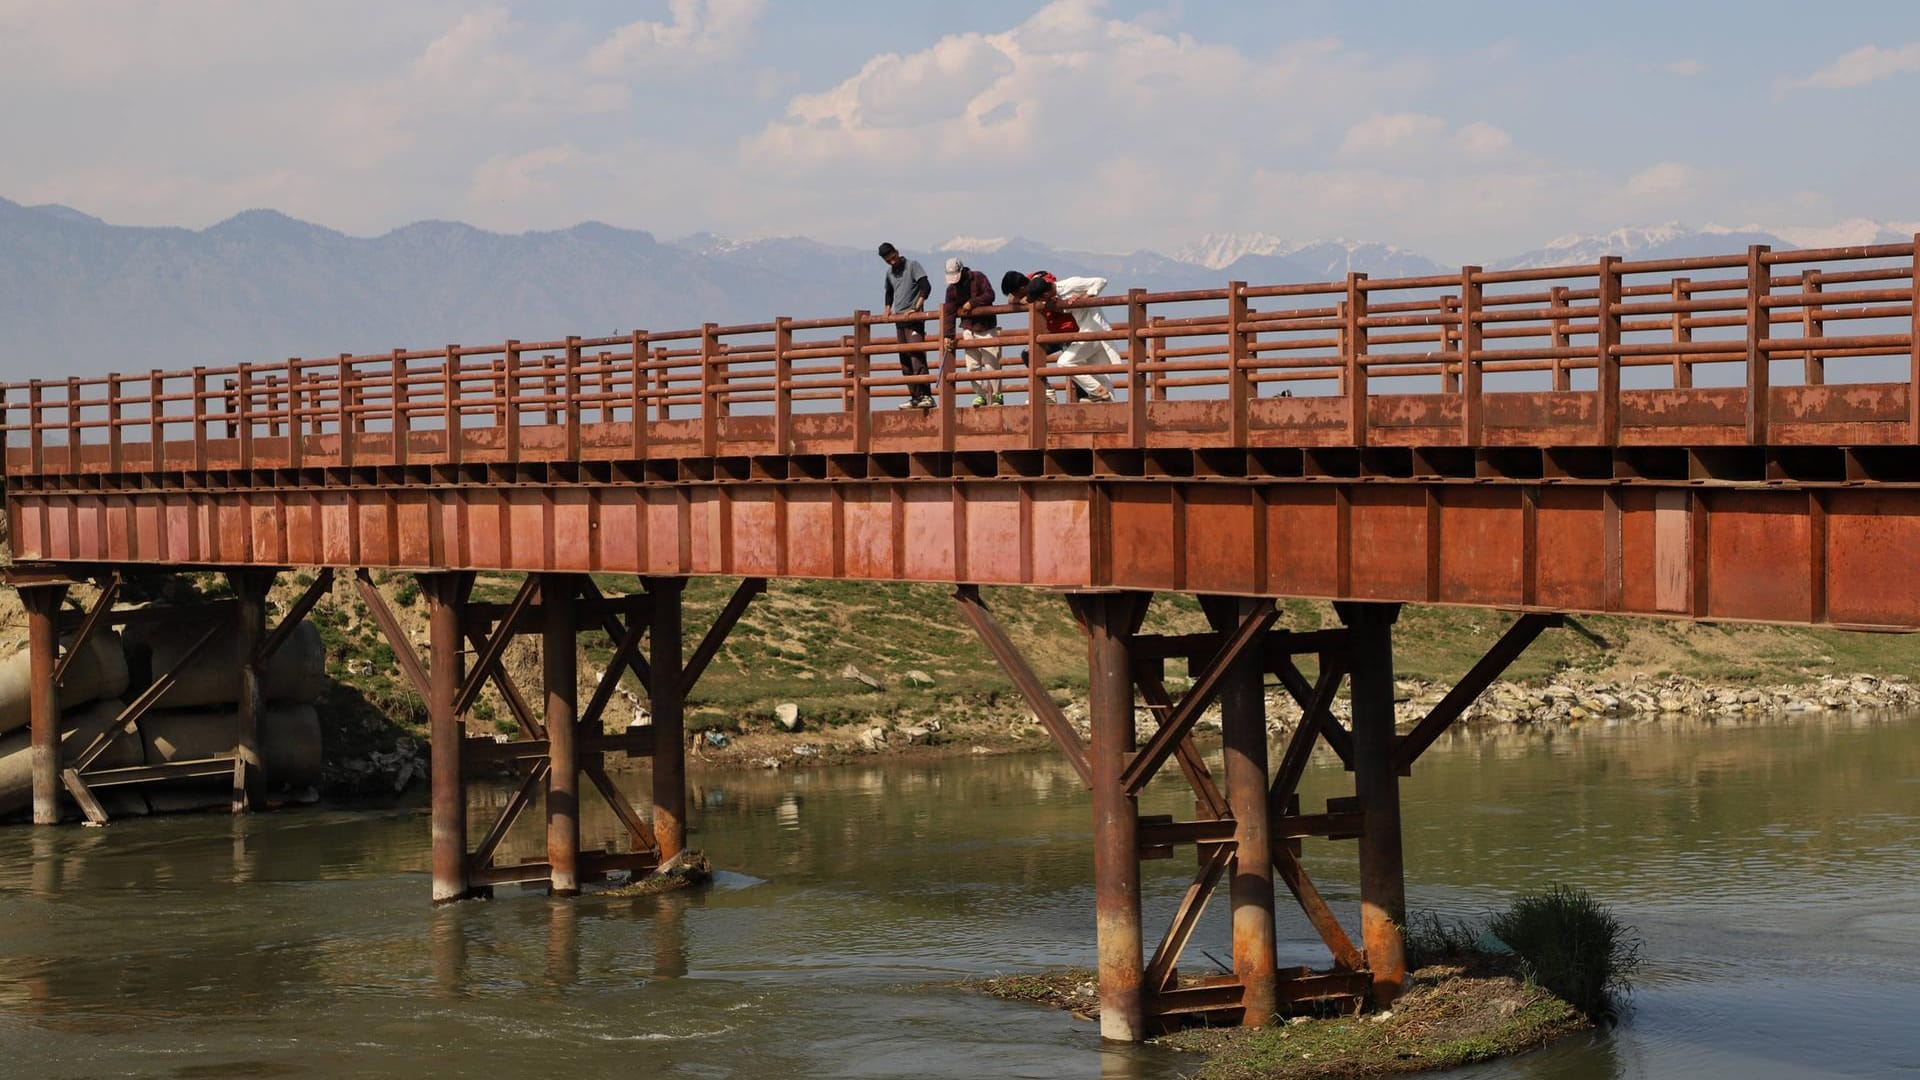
top-left (1004, 270), bottom-right (1116, 403)
top-left (877, 242), bottom-right (934, 409)
top-left (941, 257), bottom-right (1003, 407)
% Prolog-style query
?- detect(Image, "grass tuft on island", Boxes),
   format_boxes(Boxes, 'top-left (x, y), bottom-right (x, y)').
top-left (967, 959), bottom-right (1585, 1080)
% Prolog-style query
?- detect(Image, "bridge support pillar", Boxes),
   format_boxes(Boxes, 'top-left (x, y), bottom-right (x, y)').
top-left (1202, 595), bottom-right (1279, 1027)
top-left (422, 573), bottom-right (473, 904)
top-left (230, 569), bottom-right (274, 814)
top-left (647, 577), bottom-right (688, 860)
top-left (1073, 590), bottom-right (1148, 1044)
top-left (1338, 600), bottom-right (1407, 1006)
top-left (20, 582), bottom-right (68, 826)
top-left (544, 573), bottom-right (583, 897)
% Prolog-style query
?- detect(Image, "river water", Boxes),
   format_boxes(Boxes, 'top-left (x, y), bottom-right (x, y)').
top-left (1, 712), bottom-right (1915, 1078)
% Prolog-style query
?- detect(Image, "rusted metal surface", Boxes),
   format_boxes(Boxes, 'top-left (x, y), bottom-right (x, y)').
top-left (231, 569), bottom-right (272, 812)
top-left (1074, 590), bottom-right (1148, 1043)
top-left (544, 573), bottom-right (582, 897)
top-left (648, 577), bottom-right (688, 861)
top-left (1204, 596), bottom-right (1279, 1027)
top-left (1340, 601), bottom-right (1407, 1008)
top-left (423, 573), bottom-right (471, 903)
top-left (20, 584), bottom-right (66, 825)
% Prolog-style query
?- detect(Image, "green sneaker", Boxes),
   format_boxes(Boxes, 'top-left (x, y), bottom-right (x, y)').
top-left (970, 394), bottom-right (987, 407)
top-left (991, 394), bottom-right (1005, 406)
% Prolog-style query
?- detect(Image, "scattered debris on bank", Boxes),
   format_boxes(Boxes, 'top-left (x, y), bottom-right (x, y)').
top-left (965, 961), bottom-right (1585, 1080)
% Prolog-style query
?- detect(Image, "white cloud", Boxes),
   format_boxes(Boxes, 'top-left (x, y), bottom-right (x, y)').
top-left (1782, 42), bottom-right (1920, 90)
top-left (1626, 162), bottom-right (1700, 197)
top-left (468, 144), bottom-right (583, 206)
top-left (1663, 58), bottom-right (1704, 77)
top-left (587, 0), bottom-right (765, 78)
top-left (1337, 113), bottom-right (1447, 158)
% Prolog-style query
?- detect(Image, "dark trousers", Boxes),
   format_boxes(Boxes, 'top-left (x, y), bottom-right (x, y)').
top-left (897, 322), bottom-right (929, 396)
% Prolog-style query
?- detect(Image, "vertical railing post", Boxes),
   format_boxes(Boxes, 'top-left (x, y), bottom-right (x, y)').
top-left (1439, 295), bottom-right (1461, 393)
top-left (1149, 316), bottom-right (1167, 400)
top-left (66, 376), bottom-right (81, 470)
top-left (192, 367), bottom-right (208, 471)
top-left (1549, 285), bottom-right (1571, 390)
top-left (1596, 257), bottom-right (1622, 446)
top-left (937, 327), bottom-right (957, 454)
top-left (698, 324), bottom-right (718, 458)
top-left (1027, 302), bottom-right (1048, 450)
top-left (336, 354), bottom-right (356, 469)
top-left (502, 341), bottom-right (521, 460)
top-left (1344, 273), bottom-right (1369, 447)
top-left (107, 373), bottom-right (123, 473)
top-left (1671, 278), bottom-right (1693, 388)
top-left (1460, 268), bottom-right (1484, 445)
top-left (443, 345), bottom-right (462, 465)
top-left (1801, 270), bottom-right (1825, 387)
top-left (149, 371), bottom-right (165, 471)
top-left (851, 311), bottom-right (872, 453)
top-left (1746, 245), bottom-right (1772, 445)
top-left (391, 349), bottom-right (410, 467)
top-left (1227, 281), bottom-right (1251, 445)
top-left (1127, 289), bottom-right (1149, 445)
top-left (27, 380), bottom-right (43, 474)
top-left (630, 331), bottom-right (650, 459)
top-left (564, 336), bottom-right (584, 462)
top-left (286, 360), bottom-right (305, 469)
top-left (773, 318), bottom-right (794, 456)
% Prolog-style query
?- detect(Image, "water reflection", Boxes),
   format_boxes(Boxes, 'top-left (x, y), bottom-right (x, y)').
top-left (0, 712), bottom-right (1912, 1079)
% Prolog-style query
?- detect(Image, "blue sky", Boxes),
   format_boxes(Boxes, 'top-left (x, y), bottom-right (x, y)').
top-left (2, 0), bottom-right (1916, 260)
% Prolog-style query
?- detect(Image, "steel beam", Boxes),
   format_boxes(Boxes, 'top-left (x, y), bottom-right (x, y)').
top-left (955, 584), bottom-right (1091, 787)
top-left (423, 572), bottom-right (473, 903)
top-left (1072, 590), bottom-right (1149, 1043)
top-left (1202, 595), bottom-right (1279, 1027)
top-left (648, 577), bottom-right (688, 860)
top-left (1338, 600), bottom-right (1407, 1007)
top-left (1394, 613), bottom-right (1561, 772)
top-left (20, 583), bottom-right (66, 825)
top-left (544, 572), bottom-right (582, 896)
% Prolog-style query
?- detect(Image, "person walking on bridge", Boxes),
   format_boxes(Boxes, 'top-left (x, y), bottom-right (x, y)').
top-left (877, 243), bottom-right (933, 408)
top-left (941, 257), bottom-right (1002, 406)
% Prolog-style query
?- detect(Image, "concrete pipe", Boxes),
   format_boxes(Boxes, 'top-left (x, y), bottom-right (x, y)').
top-left (140, 703), bottom-right (324, 791)
top-left (0, 699), bottom-right (143, 818)
top-left (0, 632), bottom-right (129, 736)
top-left (126, 620), bottom-right (328, 709)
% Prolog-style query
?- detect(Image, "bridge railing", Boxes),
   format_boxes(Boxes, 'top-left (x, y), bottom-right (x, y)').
top-left (3, 240), bottom-right (1915, 475)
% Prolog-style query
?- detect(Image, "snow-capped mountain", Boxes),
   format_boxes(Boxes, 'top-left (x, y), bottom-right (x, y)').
top-left (1495, 220), bottom-right (1920, 270)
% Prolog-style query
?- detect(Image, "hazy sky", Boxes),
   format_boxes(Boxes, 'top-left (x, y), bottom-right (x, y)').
top-left (3, 0), bottom-right (1917, 259)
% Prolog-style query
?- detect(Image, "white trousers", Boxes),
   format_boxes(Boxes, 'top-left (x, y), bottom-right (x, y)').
top-left (959, 327), bottom-right (1001, 397)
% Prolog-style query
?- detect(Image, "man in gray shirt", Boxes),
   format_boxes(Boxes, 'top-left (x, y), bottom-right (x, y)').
top-left (877, 242), bottom-right (933, 408)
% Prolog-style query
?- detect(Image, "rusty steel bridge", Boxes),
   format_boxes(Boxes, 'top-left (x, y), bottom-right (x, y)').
top-left (5, 237), bottom-right (1918, 1041)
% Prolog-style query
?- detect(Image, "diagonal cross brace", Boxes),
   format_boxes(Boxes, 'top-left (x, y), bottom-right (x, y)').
top-left (70, 620), bottom-right (224, 773)
top-left (1394, 612), bottom-right (1561, 773)
top-left (452, 575), bottom-right (538, 717)
top-left (954, 585), bottom-right (1091, 787)
top-left (354, 569), bottom-right (430, 700)
top-left (582, 615), bottom-right (646, 732)
top-left (254, 568), bottom-right (333, 667)
top-left (1144, 842), bottom-right (1235, 993)
top-left (54, 572), bottom-right (120, 688)
top-left (1270, 658), bottom-right (1347, 821)
top-left (1122, 601), bottom-right (1279, 795)
top-left (1274, 654), bottom-right (1353, 767)
top-left (683, 577), bottom-right (766, 694)
top-left (580, 577), bottom-right (653, 693)
top-left (1134, 667), bottom-right (1229, 820)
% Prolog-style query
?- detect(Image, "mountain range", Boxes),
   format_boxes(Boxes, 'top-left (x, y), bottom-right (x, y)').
top-left (1, 195), bottom-right (1913, 377)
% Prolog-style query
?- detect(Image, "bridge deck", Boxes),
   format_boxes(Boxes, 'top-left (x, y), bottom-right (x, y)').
top-left (7, 240), bottom-right (1920, 626)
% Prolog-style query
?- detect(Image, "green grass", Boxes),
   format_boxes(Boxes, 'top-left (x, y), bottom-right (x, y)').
top-left (1490, 886), bottom-right (1642, 1024)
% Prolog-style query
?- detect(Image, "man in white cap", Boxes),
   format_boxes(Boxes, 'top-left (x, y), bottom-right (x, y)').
top-left (940, 257), bottom-right (1003, 406)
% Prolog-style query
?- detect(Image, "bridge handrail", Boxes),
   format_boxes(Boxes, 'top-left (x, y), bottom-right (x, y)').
top-left (3, 240), bottom-right (1915, 475)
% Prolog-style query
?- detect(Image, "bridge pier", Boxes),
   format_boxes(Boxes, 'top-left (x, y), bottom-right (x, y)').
top-left (1074, 590), bottom-right (1150, 1043)
top-left (544, 573), bottom-right (582, 897)
top-left (647, 577), bottom-right (687, 860)
top-left (1337, 601), bottom-right (1408, 1006)
top-left (1202, 595), bottom-right (1280, 1028)
top-left (20, 581), bottom-right (68, 826)
top-left (421, 572), bottom-right (473, 904)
